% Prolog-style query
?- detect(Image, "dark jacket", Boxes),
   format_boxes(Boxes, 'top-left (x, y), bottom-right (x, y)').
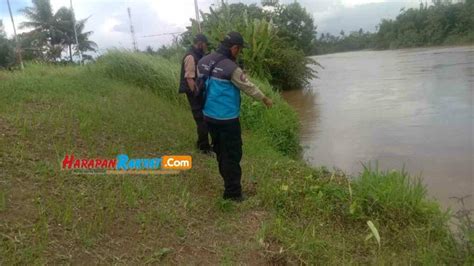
top-left (178, 46), bottom-right (204, 93)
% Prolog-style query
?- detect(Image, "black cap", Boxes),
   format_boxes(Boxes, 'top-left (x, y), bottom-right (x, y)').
top-left (193, 33), bottom-right (208, 44)
top-left (222, 32), bottom-right (248, 48)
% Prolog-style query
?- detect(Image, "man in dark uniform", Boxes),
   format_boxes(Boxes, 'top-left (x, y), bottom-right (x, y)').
top-left (179, 34), bottom-right (211, 153)
top-left (197, 32), bottom-right (273, 202)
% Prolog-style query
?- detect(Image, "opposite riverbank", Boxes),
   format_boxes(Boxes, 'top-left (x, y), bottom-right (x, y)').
top-left (0, 52), bottom-right (471, 264)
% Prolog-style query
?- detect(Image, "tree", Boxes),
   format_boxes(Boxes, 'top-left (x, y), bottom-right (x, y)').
top-left (262, 0), bottom-right (278, 7)
top-left (272, 2), bottom-right (317, 55)
top-left (0, 20), bottom-right (15, 68)
top-left (54, 7), bottom-right (97, 62)
top-left (184, 2), bottom-right (316, 90)
top-left (19, 0), bottom-right (57, 60)
top-left (374, 0), bottom-right (473, 49)
top-left (19, 0), bottom-right (97, 62)
top-left (145, 46), bottom-right (155, 55)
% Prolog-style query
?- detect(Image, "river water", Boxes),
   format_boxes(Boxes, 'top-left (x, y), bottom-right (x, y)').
top-left (283, 46), bottom-right (473, 210)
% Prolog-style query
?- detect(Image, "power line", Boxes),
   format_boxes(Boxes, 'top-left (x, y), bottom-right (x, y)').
top-left (140, 31), bottom-right (185, 38)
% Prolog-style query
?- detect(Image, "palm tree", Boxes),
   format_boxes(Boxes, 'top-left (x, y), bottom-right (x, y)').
top-left (54, 7), bottom-right (97, 62)
top-left (19, 0), bottom-right (57, 60)
top-left (75, 18), bottom-right (98, 61)
top-left (19, 0), bottom-right (97, 62)
top-left (54, 7), bottom-right (75, 61)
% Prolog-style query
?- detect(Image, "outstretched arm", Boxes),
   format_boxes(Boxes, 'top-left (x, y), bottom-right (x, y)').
top-left (231, 67), bottom-right (273, 108)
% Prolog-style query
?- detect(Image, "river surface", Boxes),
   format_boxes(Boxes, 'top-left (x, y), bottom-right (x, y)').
top-left (283, 46), bottom-right (473, 210)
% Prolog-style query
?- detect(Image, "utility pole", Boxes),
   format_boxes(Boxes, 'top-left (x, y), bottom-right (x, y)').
top-left (194, 0), bottom-right (201, 33)
top-left (127, 7), bottom-right (138, 51)
top-left (70, 0), bottom-right (83, 65)
top-left (6, 0), bottom-right (24, 70)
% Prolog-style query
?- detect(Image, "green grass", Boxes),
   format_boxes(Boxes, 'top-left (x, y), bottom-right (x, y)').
top-left (0, 53), bottom-right (470, 264)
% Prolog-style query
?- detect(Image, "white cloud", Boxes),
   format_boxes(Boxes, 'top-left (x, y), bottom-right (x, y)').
top-left (2, 0), bottom-right (422, 51)
top-left (341, 0), bottom-right (387, 7)
top-left (148, 0), bottom-right (195, 28)
top-left (3, 15), bottom-right (28, 37)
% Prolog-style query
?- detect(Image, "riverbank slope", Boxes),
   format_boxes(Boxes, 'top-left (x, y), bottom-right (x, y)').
top-left (0, 52), bottom-right (469, 264)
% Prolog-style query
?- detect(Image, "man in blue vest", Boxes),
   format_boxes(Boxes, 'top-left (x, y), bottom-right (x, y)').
top-left (179, 34), bottom-right (211, 154)
top-left (197, 32), bottom-right (273, 202)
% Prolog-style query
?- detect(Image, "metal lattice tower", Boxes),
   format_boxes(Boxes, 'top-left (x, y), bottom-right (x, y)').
top-left (127, 7), bottom-right (138, 51)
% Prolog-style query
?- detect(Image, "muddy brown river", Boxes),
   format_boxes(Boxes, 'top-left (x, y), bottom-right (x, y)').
top-left (283, 46), bottom-right (473, 210)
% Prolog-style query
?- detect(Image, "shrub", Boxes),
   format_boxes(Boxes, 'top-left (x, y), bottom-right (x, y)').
top-left (0, 34), bottom-right (15, 68)
top-left (268, 44), bottom-right (317, 90)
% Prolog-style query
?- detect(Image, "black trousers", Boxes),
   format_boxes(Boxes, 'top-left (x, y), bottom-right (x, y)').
top-left (185, 91), bottom-right (211, 151)
top-left (208, 120), bottom-right (243, 199)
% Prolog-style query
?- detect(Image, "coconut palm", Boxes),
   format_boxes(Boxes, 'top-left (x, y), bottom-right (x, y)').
top-left (20, 0), bottom-right (97, 62)
top-left (54, 7), bottom-right (97, 62)
top-left (19, 0), bottom-right (57, 60)
top-left (75, 19), bottom-right (98, 61)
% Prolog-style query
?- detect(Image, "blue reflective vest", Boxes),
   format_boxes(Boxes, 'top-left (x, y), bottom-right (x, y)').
top-left (197, 53), bottom-right (240, 121)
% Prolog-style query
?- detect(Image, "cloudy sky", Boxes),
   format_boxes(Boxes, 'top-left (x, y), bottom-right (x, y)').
top-left (1, 0), bottom-right (420, 54)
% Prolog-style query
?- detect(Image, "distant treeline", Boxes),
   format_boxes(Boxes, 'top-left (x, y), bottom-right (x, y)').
top-left (314, 0), bottom-right (474, 55)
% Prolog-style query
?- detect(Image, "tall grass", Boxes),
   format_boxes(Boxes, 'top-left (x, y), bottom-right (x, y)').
top-left (95, 50), bottom-right (182, 103)
top-left (353, 164), bottom-right (442, 223)
top-left (94, 51), bottom-right (300, 157)
top-left (253, 157), bottom-right (460, 263)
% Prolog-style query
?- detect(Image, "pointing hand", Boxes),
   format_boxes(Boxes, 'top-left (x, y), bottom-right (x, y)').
top-left (263, 97), bottom-right (273, 108)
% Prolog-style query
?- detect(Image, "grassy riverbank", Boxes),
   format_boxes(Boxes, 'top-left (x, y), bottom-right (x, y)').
top-left (0, 52), bottom-right (470, 264)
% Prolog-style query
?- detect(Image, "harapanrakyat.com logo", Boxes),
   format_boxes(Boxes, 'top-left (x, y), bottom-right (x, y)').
top-left (61, 154), bottom-right (192, 175)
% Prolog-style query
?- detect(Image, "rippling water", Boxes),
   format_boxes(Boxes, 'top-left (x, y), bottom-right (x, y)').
top-left (283, 46), bottom-right (474, 210)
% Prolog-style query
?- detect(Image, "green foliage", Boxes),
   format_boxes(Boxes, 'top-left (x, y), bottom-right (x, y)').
top-left (149, 45), bottom-right (186, 63)
top-left (272, 2), bottom-right (317, 55)
top-left (315, 29), bottom-right (377, 54)
top-left (0, 20), bottom-right (15, 68)
top-left (19, 0), bottom-right (97, 62)
top-left (256, 158), bottom-right (460, 263)
top-left (95, 50), bottom-right (181, 103)
top-left (315, 1), bottom-right (473, 54)
top-left (267, 44), bottom-right (317, 90)
top-left (352, 164), bottom-right (446, 224)
top-left (376, 0), bottom-right (474, 49)
top-left (240, 78), bottom-right (300, 156)
top-left (143, 45), bottom-right (185, 65)
top-left (240, 18), bottom-right (276, 80)
top-left (185, 2), bottom-right (316, 90)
